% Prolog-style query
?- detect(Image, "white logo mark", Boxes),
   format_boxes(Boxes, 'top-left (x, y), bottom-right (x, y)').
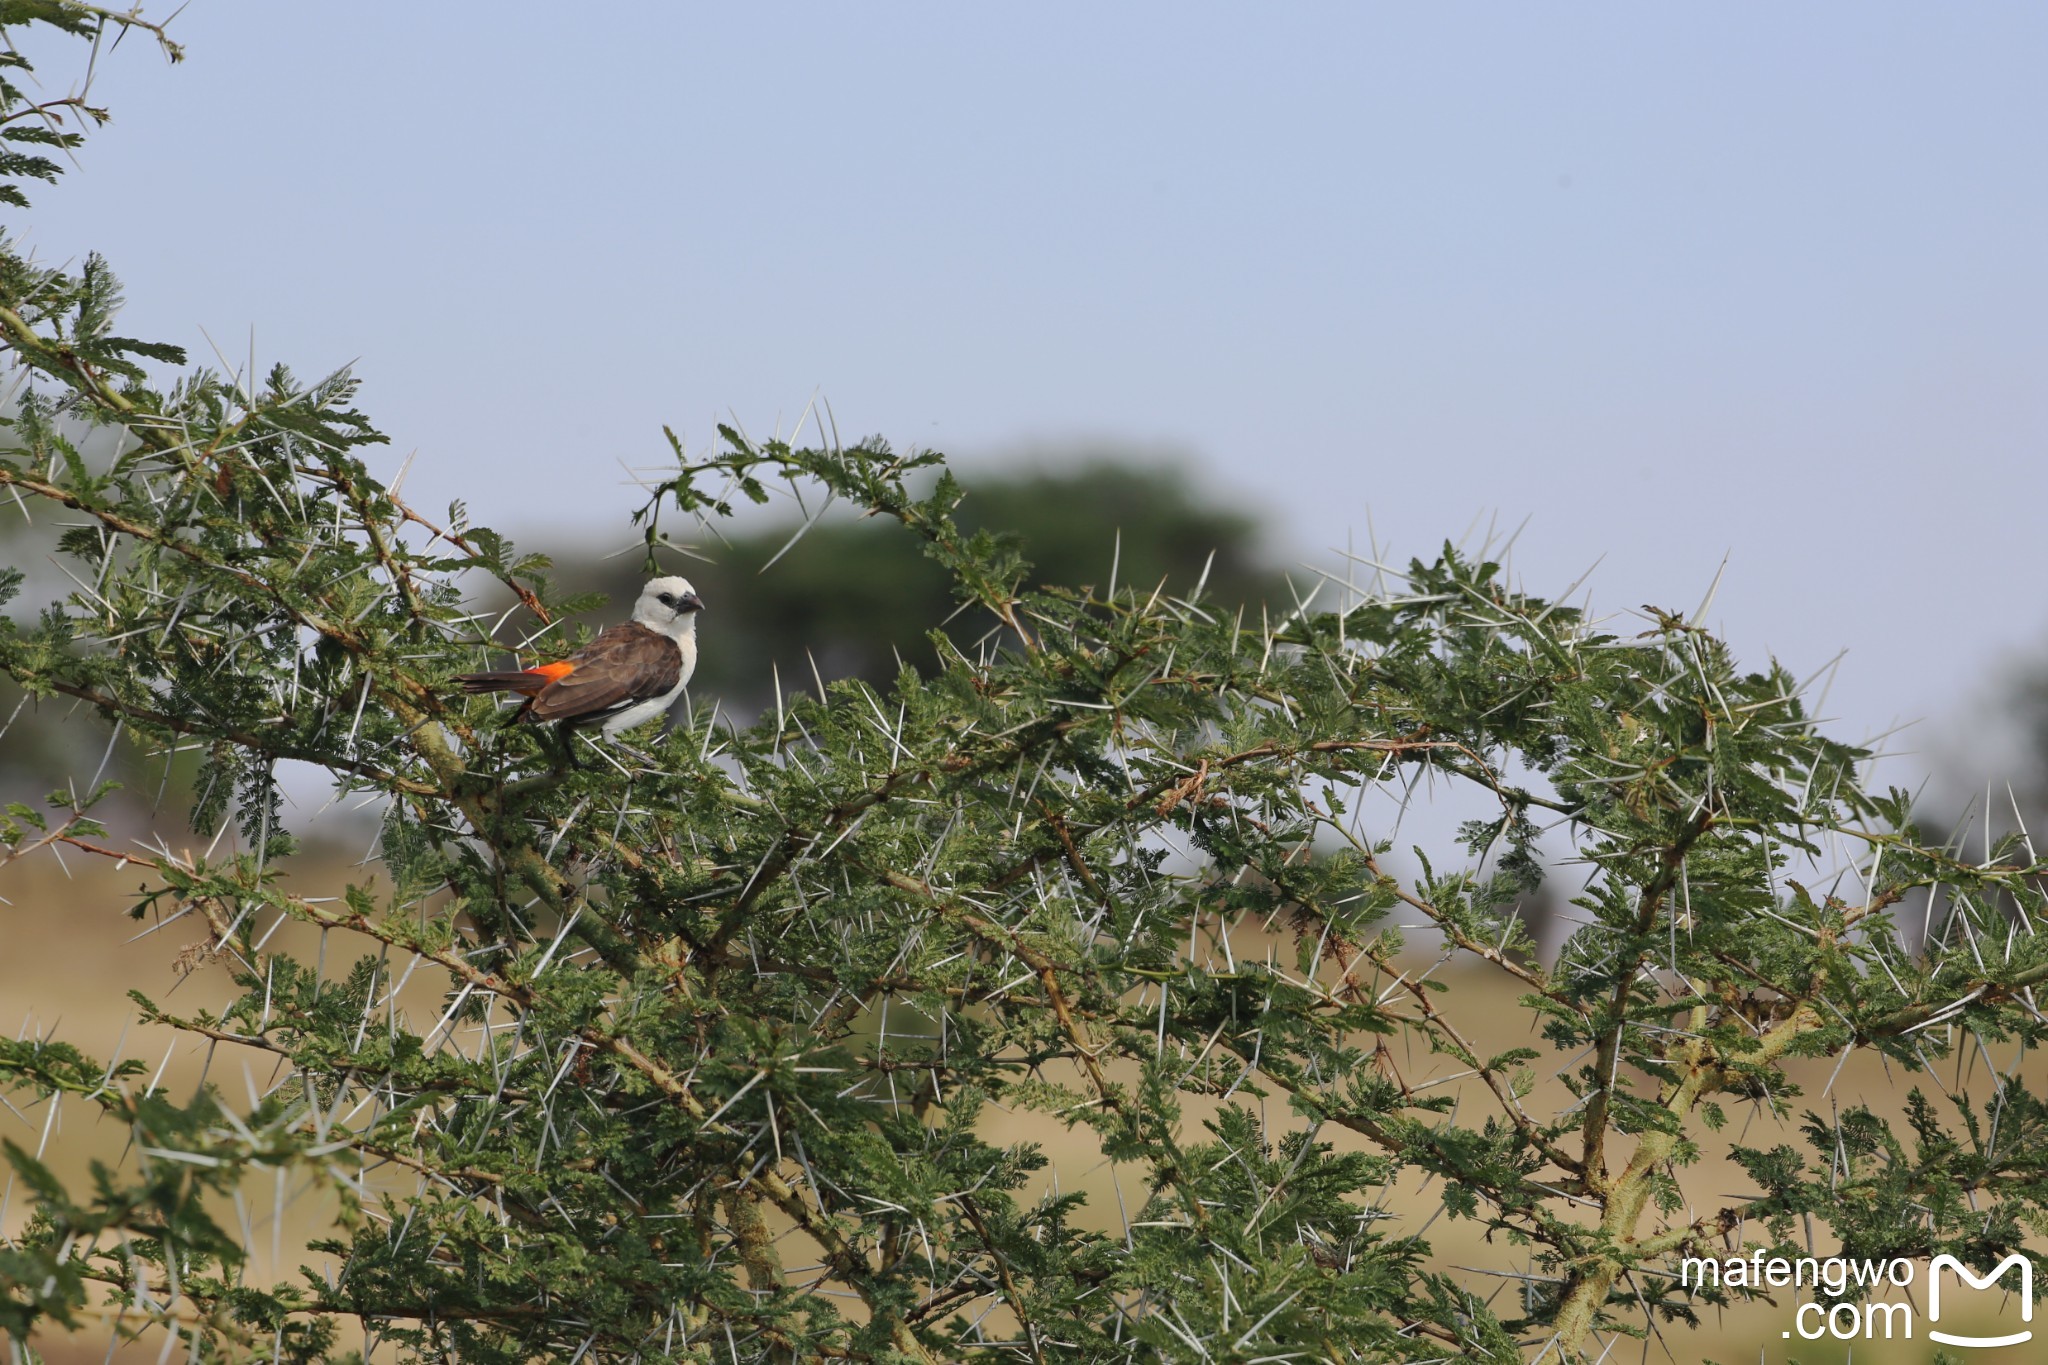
top-left (1928, 1253), bottom-right (2033, 1349)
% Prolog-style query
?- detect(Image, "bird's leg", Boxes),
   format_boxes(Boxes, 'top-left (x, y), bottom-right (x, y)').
top-left (555, 722), bottom-right (585, 771)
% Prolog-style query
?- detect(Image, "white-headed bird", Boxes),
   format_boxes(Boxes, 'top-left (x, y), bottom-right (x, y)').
top-left (457, 576), bottom-right (702, 760)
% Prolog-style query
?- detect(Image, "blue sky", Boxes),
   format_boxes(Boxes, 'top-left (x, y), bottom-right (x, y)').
top-left (20, 3), bottom-right (2048, 790)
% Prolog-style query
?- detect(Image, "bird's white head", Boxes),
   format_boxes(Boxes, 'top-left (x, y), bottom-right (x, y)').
top-left (632, 576), bottom-right (704, 640)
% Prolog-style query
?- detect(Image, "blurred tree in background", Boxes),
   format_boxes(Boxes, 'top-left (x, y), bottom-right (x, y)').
top-left (1992, 658), bottom-right (2048, 832)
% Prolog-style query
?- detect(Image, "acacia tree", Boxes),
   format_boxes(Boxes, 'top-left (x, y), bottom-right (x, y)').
top-left (6, 10), bottom-right (2048, 1363)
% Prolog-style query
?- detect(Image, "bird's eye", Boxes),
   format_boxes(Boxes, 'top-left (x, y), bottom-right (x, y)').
top-left (657, 593), bottom-right (676, 607)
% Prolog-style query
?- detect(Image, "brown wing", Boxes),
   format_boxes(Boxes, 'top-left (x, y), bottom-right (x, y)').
top-left (524, 622), bottom-right (682, 723)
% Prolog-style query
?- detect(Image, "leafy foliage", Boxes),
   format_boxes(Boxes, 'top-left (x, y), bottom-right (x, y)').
top-left (5, 11), bottom-right (2048, 1364)
top-left (0, 2), bottom-right (175, 207)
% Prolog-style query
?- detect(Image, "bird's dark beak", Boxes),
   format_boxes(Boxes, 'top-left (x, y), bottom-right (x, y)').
top-left (678, 592), bottom-right (705, 614)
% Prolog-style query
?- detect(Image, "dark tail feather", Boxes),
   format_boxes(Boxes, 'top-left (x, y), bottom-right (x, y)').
top-left (456, 671), bottom-right (546, 696)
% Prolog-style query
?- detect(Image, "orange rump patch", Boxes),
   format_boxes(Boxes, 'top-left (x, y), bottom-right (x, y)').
top-left (530, 661), bottom-right (576, 682)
